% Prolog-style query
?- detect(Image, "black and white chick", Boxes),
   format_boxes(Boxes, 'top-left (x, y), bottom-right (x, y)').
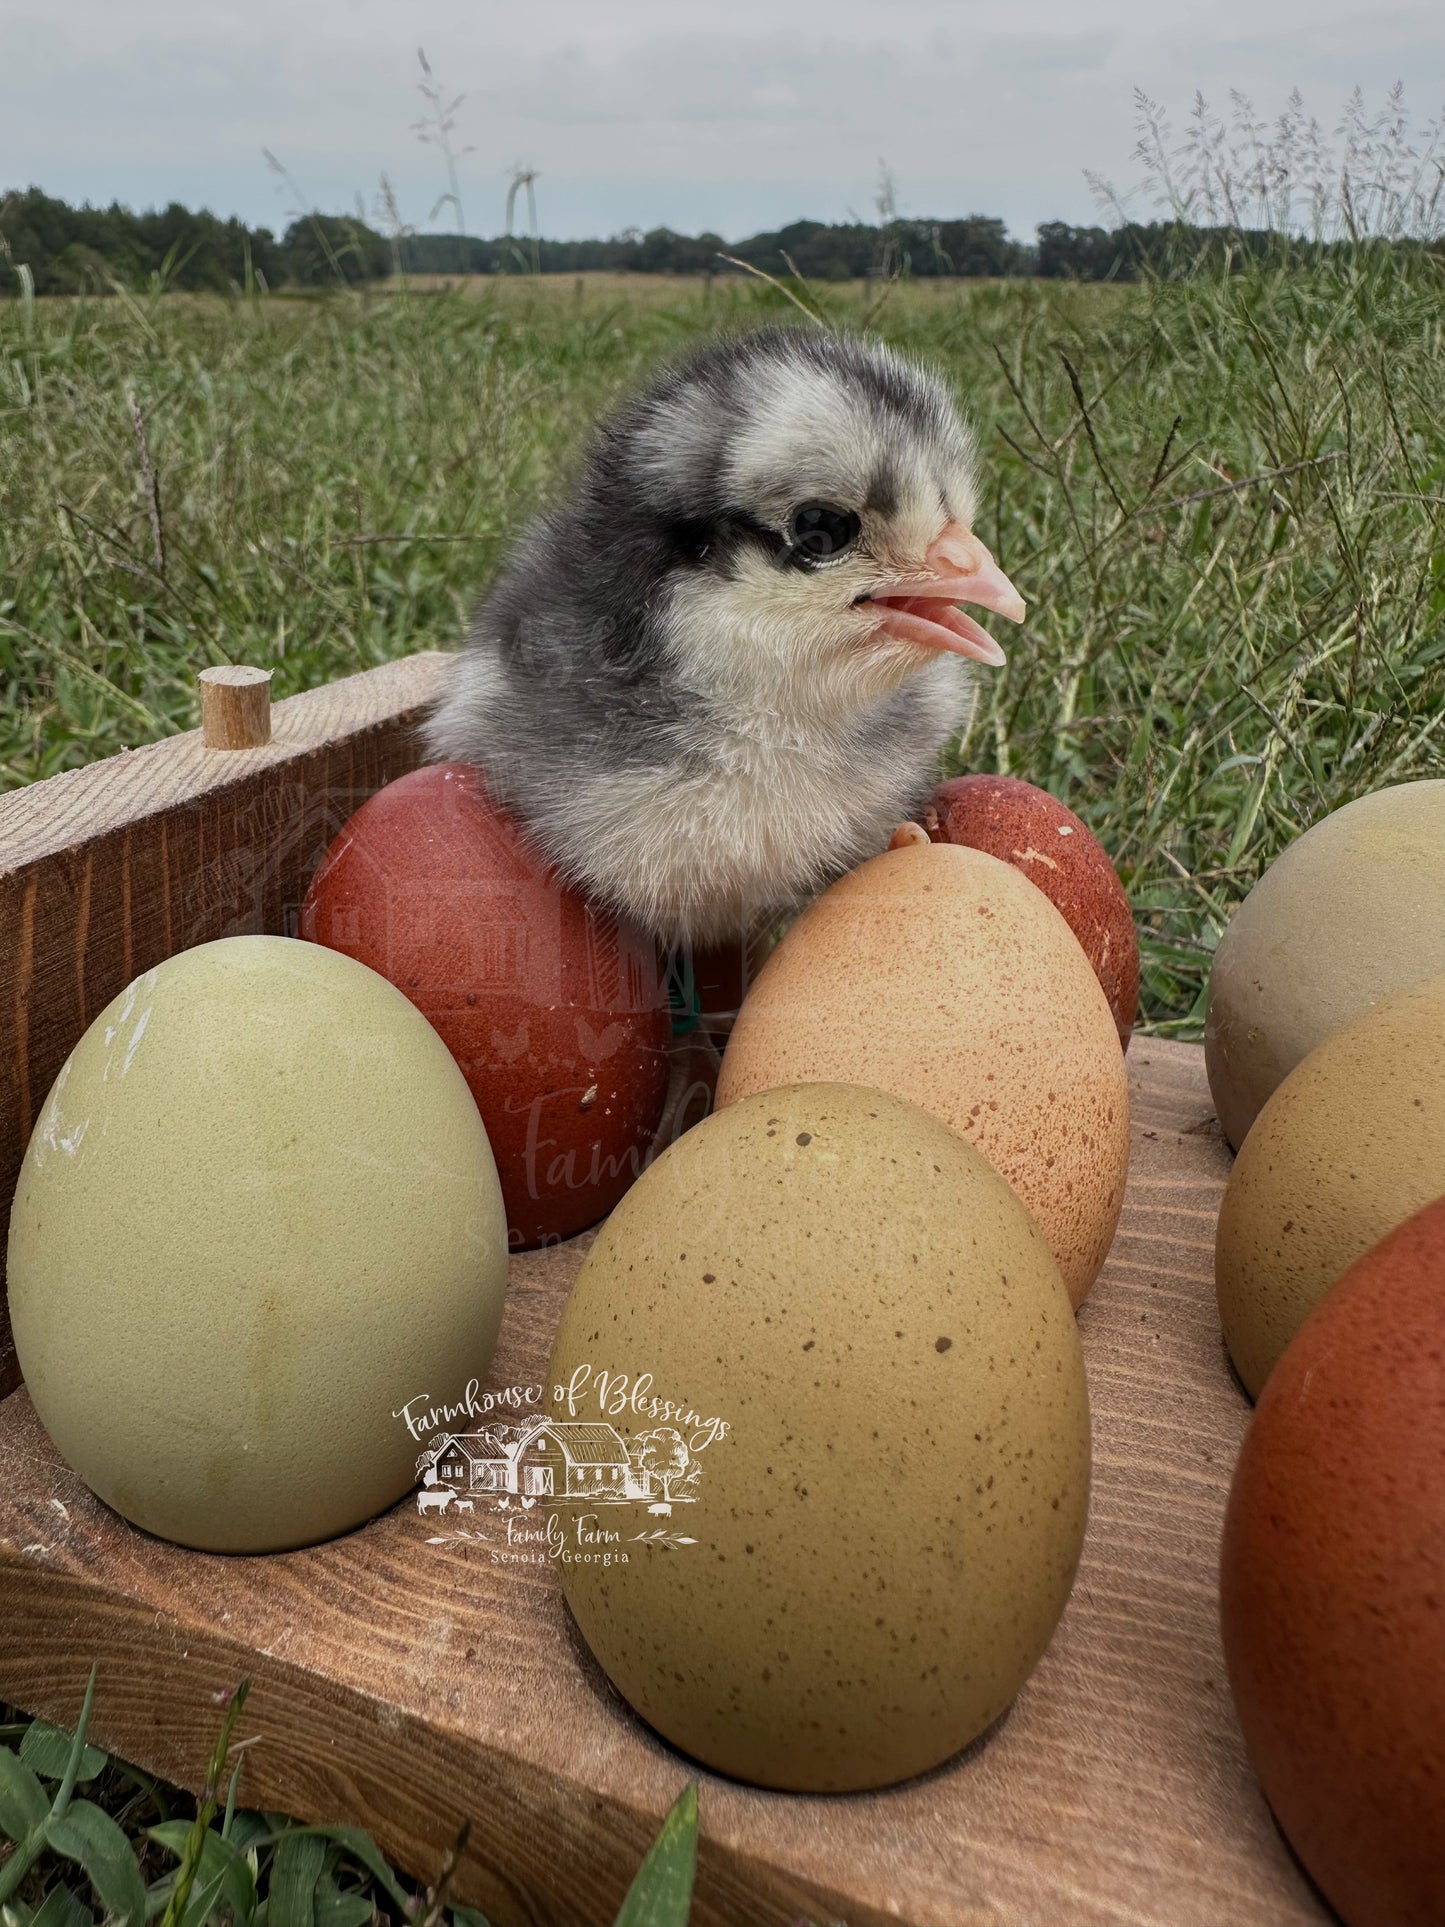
top-left (424, 326), bottom-right (1025, 948)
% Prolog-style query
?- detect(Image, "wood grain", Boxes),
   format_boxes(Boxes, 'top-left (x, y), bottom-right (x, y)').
top-left (0, 1040), bottom-right (1330, 1927)
top-left (0, 652), bottom-right (448, 1395)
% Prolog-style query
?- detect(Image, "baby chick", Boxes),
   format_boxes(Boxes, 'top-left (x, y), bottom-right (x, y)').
top-left (424, 326), bottom-right (1025, 946)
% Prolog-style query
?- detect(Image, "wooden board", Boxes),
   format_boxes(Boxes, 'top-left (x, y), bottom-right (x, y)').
top-left (0, 652), bottom-right (448, 1395)
top-left (0, 1038), bottom-right (1331, 1927)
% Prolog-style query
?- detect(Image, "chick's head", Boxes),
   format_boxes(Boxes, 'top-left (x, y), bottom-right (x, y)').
top-left (611, 327), bottom-right (1025, 714)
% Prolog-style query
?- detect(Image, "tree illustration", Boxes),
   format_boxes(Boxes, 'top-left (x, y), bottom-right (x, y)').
top-left (636, 1428), bottom-right (692, 1502)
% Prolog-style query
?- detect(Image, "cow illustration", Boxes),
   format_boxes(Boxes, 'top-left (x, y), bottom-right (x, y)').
top-left (417, 1486), bottom-right (456, 1515)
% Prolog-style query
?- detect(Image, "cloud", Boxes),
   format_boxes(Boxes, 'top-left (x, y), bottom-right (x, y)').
top-left (1, 0), bottom-right (1441, 239)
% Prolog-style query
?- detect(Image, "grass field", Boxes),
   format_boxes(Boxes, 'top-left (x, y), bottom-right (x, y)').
top-left (1, 259), bottom-right (1442, 1030)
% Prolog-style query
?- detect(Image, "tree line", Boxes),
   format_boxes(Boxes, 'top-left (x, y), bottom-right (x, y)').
top-left (0, 186), bottom-right (1388, 298)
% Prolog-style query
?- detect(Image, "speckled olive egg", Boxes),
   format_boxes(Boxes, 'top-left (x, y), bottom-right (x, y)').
top-left (546, 1082), bottom-right (1090, 1792)
top-left (7, 936), bottom-right (509, 1553)
top-left (1215, 972), bottom-right (1445, 1397)
top-left (715, 840), bottom-right (1129, 1307)
top-left (1206, 780), bottom-right (1445, 1149)
top-left (923, 774), bottom-right (1139, 1048)
top-left (1221, 1195), bottom-right (1445, 1927)
top-left (301, 763), bottom-right (671, 1249)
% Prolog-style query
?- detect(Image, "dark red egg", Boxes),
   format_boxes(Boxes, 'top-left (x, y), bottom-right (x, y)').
top-left (923, 774), bottom-right (1138, 1047)
top-left (1220, 1195), bottom-right (1445, 1927)
top-left (300, 763), bottom-right (671, 1250)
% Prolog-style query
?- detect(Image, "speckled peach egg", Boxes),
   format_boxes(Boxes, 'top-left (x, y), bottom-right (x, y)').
top-left (1221, 1195), bottom-right (1445, 1927)
top-left (546, 1081), bottom-right (1090, 1792)
top-left (1206, 779), bottom-right (1445, 1150)
top-left (924, 774), bottom-right (1139, 1047)
top-left (1215, 972), bottom-right (1445, 1397)
top-left (7, 937), bottom-right (509, 1553)
top-left (715, 840), bottom-right (1129, 1307)
top-left (301, 763), bottom-right (671, 1249)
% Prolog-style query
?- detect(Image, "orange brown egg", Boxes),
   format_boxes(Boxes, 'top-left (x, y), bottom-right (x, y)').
top-left (716, 838), bottom-right (1129, 1308)
top-left (1220, 1194), bottom-right (1445, 1927)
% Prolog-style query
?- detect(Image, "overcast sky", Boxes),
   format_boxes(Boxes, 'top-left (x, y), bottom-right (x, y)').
top-left (2, 1), bottom-right (1441, 240)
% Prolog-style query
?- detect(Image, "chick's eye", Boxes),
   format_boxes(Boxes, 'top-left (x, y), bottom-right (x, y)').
top-left (788, 501), bottom-right (861, 565)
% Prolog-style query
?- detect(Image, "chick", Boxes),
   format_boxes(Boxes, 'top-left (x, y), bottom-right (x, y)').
top-left (424, 326), bottom-right (1025, 947)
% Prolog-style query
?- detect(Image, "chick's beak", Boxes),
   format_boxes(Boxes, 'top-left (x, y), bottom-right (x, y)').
top-left (860, 524), bottom-right (1027, 667)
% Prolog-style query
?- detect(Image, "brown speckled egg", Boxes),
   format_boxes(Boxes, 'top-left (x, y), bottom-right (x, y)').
top-left (301, 763), bottom-right (670, 1249)
top-left (715, 840), bottom-right (1129, 1307)
top-left (1206, 779), bottom-right (1445, 1149)
top-left (1220, 1195), bottom-right (1445, 1927)
top-left (546, 1081), bottom-right (1090, 1792)
top-left (1215, 972), bottom-right (1445, 1397)
top-left (923, 774), bottom-right (1138, 1047)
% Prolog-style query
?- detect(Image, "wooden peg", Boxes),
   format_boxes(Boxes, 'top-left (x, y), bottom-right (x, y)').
top-left (200, 665), bottom-right (272, 750)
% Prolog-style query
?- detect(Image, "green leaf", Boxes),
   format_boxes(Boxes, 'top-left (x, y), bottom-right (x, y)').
top-left (221, 1759), bottom-right (242, 1841)
top-left (221, 1811), bottom-right (271, 1854)
top-left (44, 1799), bottom-right (146, 1927)
top-left (146, 1821), bottom-right (257, 1924)
top-left (0, 1747), bottom-right (50, 1842)
top-left (156, 1679), bottom-right (251, 1927)
top-left (314, 1898), bottom-right (376, 1927)
top-left (52, 1668), bottom-right (99, 1822)
top-left (17, 1724), bottom-right (107, 1786)
top-left (30, 1887), bottom-right (90, 1927)
top-left (251, 1826), bottom-right (410, 1913)
top-left (178, 1869), bottom-right (228, 1927)
top-left (450, 1908), bottom-right (493, 1927)
top-left (267, 1831), bottom-right (326, 1927)
top-left (613, 1784), bottom-right (698, 1927)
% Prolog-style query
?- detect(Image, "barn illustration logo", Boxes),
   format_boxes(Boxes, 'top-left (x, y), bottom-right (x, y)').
top-left (395, 1365), bottom-right (729, 1560)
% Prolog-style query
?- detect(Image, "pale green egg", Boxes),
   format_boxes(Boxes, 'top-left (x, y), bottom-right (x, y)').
top-left (8, 935), bottom-right (509, 1552)
top-left (1206, 780), bottom-right (1445, 1150)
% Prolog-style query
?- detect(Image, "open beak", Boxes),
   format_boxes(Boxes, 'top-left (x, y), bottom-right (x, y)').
top-left (858, 524), bottom-right (1026, 666)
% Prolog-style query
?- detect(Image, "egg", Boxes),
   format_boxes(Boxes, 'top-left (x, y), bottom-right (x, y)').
top-left (715, 840), bottom-right (1129, 1307)
top-left (301, 763), bottom-right (671, 1249)
top-left (546, 1081), bottom-right (1090, 1792)
top-left (923, 774), bottom-right (1139, 1047)
top-left (1214, 972), bottom-right (1445, 1397)
top-left (1205, 779), bottom-right (1445, 1149)
top-left (7, 936), bottom-right (509, 1553)
top-left (1220, 1196), bottom-right (1445, 1927)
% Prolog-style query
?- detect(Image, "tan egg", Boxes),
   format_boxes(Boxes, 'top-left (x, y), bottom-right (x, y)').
top-left (714, 840), bottom-right (1129, 1307)
top-left (545, 1082), bottom-right (1090, 1793)
top-left (8, 936), bottom-right (510, 1552)
top-left (1206, 780), bottom-right (1445, 1150)
top-left (1215, 972), bottom-right (1445, 1397)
